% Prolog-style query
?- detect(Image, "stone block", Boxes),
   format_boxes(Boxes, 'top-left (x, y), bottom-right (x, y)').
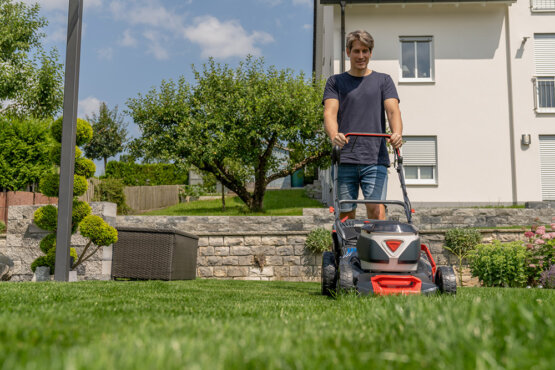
top-left (244, 236), bottom-right (262, 246)
top-left (283, 256), bottom-right (300, 265)
top-left (224, 237), bottom-right (244, 246)
top-left (227, 266), bottom-right (248, 277)
top-left (213, 266), bottom-right (227, 277)
top-left (266, 256), bottom-right (283, 266)
top-left (206, 256), bottom-right (222, 266)
top-left (261, 236), bottom-right (287, 246)
top-left (294, 245), bottom-right (307, 256)
top-left (198, 237), bottom-right (209, 247)
top-left (300, 255), bottom-right (315, 266)
top-left (274, 266), bottom-right (289, 277)
top-left (287, 236), bottom-right (307, 245)
top-left (249, 266), bottom-right (274, 277)
top-left (236, 276), bottom-right (261, 281)
top-left (209, 237), bottom-right (224, 246)
top-left (198, 267), bottom-right (213, 278)
top-left (251, 245), bottom-right (275, 256)
top-left (214, 247), bottom-right (230, 256)
top-left (199, 246), bottom-right (214, 256)
top-left (230, 246), bottom-right (252, 256)
top-left (238, 256), bottom-right (253, 266)
top-left (222, 256), bottom-right (239, 265)
top-left (276, 245), bottom-right (294, 256)
top-left (289, 266), bottom-right (302, 277)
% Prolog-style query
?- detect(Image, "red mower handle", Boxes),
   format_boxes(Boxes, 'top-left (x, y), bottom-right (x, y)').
top-left (343, 132), bottom-right (401, 157)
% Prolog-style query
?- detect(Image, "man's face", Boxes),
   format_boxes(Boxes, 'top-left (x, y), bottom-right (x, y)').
top-left (346, 40), bottom-right (372, 70)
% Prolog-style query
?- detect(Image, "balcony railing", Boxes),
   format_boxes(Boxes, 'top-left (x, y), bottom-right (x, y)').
top-left (533, 76), bottom-right (555, 113)
top-left (531, 0), bottom-right (555, 11)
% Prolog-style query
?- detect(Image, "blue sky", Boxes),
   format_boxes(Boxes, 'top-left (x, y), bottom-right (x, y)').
top-left (25, 0), bottom-right (315, 172)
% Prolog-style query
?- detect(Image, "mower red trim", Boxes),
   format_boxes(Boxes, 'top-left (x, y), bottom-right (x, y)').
top-left (371, 275), bottom-right (422, 295)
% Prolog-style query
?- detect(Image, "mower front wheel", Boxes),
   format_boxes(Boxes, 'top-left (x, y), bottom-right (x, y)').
top-left (435, 266), bottom-right (457, 295)
top-left (322, 251), bottom-right (337, 296)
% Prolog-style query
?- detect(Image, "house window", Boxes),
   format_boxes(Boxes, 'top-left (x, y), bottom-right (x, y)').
top-left (402, 137), bottom-right (437, 185)
top-left (534, 34), bottom-right (555, 112)
top-left (399, 37), bottom-right (433, 82)
top-left (531, 0), bottom-right (555, 12)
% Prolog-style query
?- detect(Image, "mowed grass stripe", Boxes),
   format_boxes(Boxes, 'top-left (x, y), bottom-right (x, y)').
top-left (0, 280), bottom-right (553, 369)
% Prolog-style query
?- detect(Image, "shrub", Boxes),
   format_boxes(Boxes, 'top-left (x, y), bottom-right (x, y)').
top-left (469, 241), bottom-right (528, 287)
top-left (104, 161), bottom-right (188, 186)
top-left (79, 215), bottom-right (118, 247)
top-left (443, 228), bottom-right (482, 286)
top-left (523, 224), bottom-right (555, 286)
top-left (34, 205), bottom-right (58, 232)
top-left (93, 178), bottom-right (130, 215)
top-left (540, 265), bottom-right (555, 289)
top-left (75, 157), bottom-right (96, 178)
top-left (39, 173), bottom-right (60, 197)
top-left (305, 228), bottom-right (332, 254)
top-left (49, 143), bottom-right (82, 165)
top-left (72, 200), bottom-right (92, 225)
top-left (0, 220), bottom-right (5, 233)
top-left (51, 117), bottom-right (93, 146)
top-left (73, 175), bottom-right (88, 197)
top-left (39, 233), bottom-right (56, 254)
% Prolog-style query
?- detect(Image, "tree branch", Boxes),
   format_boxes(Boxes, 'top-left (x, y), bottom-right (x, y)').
top-left (265, 149), bottom-right (330, 186)
top-left (72, 240), bottom-right (92, 269)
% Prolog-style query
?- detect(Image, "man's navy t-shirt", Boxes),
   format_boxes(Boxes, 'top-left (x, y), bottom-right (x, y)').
top-left (323, 71), bottom-right (399, 166)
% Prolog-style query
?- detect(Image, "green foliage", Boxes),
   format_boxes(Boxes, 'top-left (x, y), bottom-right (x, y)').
top-left (51, 117), bottom-right (93, 146)
top-left (75, 157), bottom-right (96, 178)
top-left (30, 256), bottom-right (49, 273)
top-left (39, 232), bottom-right (56, 254)
top-left (0, 117), bottom-right (53, 190)
top-left (0, 0), bottom-right (63, 118)
top-left (469, 241), bottom-right (528, 287)
top-left (104, 161), bottom-right (188, 186)
top-left (72, 200), bottom-right (91, 225)
top-left (79, 215), bottom-right (118, 247)
top-left (33, 205), bottom-right (57, 232)
top-left (523, 224), bottom-right (555, 286)
top-left (49, 143), bottom-right (82, 165)
top-left (93, 178), bottom-right (130, 215)
top-left (443, 228), bottom-right (482, 286)
top-left (127, 56), bottom-right (329, 211)
top-left (39, 173), bottom-right (88, 197)
top-left (0, 220), bottom-right (5, 233)
top-left (305, 228), bottom-right (333, 254)
top-left (83, 102), bottom-right (128, 168)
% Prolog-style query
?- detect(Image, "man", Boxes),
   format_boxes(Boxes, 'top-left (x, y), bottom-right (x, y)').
top-left (323, 30), bottom-right (403, 220)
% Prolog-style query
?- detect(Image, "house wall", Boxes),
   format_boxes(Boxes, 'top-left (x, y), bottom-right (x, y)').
top-left (508, 0), bottom-right (555, 202)
top-left (317, 1), bottom-right (554, 205)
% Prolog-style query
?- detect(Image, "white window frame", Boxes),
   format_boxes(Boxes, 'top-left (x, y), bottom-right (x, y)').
top-left (399, 36), bottom-right (434, 83)
top-left (530, 0), bottom-right (555, 12)
top-left (534, 76), bottom-right (555, 113)
top-left (401, 136), bottom-right (438, 186)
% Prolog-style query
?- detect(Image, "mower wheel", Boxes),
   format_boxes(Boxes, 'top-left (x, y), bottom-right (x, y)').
top-left (322, 251), bottom-right (337, 296)
top-left (338, 261), bottom-right (355, 292)
top-left (417, 257), bottom-right (433, 281)
top-left (435, 266), bottom-right (457, 295)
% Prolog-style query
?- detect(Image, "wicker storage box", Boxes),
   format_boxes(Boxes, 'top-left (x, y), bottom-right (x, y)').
top-left (112, 227), bottom-right (199, 280)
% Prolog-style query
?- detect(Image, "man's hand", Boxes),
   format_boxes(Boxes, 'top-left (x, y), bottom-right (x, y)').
top-left (388, 132), bottom-right (402, 149)
top-left (332, 132), bottom-right (349, 148)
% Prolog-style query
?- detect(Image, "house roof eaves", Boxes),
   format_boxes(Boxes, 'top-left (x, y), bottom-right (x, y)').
top-left (320, 0), bottom-right (516, 4)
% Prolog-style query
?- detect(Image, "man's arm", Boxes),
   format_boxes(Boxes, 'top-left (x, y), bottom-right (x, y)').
top-left (384, 98), bottom-right (403, 149)
top-left (323, 99), bottom-right (348, 148)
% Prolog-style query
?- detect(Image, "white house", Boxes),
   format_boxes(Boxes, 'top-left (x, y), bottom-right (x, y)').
top-left (314, 0), bottom-right (555, 206)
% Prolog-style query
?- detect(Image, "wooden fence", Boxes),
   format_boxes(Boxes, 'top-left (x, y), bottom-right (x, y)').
top-left (123, 185), bottom-right (181, 211)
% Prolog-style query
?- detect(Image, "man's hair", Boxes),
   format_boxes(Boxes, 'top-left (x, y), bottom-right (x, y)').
top-left (346, 30), bottom-right (374, 52)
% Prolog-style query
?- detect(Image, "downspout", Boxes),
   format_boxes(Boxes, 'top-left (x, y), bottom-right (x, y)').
top-left (504, 5), bottom-right (518, 205)
top-left (312, 0), bottom-right (317, 76)
top-left (340, 1), bottom-right (346, 73)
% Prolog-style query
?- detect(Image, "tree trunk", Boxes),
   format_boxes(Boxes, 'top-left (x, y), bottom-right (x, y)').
top-left (221, 183), bottom-right (225, 211)
top-left (103, 157), bottom-right (108, 175)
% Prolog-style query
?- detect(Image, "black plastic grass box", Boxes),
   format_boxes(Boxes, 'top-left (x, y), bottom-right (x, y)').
top-left (112, 227), bottom-right (199, 280)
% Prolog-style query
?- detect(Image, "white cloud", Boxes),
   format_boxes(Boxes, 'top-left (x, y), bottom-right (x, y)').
top-left (143, 30), bottom-right (170, 60)
top-left (184, 16), bottom-right (274, 59)
top-left (120, 29), bottom-right (138, 47)
top-left (79, 96), bottom-right (101, 119)
top-left (21, 0), bottom-right (102, 11)
top-left (303, 24), bottom-right (312, 30)
top-left (109, 1), bottom-right (184, 34)
top-left (97, 47), bottom-right (113, 60)
top-left (292, 0), bottom-right (312, 6)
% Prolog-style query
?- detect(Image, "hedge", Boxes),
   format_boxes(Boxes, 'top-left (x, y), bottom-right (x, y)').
top-left (103, 161), bottom-right (188, 186)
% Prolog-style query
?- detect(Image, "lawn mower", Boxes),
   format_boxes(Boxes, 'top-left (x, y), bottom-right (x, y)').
top-left (321, 132), bottom-right (457, 296)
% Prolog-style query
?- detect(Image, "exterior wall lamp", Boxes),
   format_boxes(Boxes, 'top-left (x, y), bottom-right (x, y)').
top-left (521, 134), bottom-right (532, 146)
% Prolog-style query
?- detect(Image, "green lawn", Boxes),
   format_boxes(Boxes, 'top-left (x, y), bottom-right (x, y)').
top-left (1, 281), bottom-right (554, 369)
top-left (142, 189), bottom-right (325, 216)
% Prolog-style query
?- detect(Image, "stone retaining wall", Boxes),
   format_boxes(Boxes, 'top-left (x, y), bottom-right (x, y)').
top-left (3, 203), bottom-right (116, 281)
top-left (3, 205), bottom-right (550, 282)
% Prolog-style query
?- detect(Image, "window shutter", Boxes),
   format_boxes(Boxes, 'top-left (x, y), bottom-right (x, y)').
top-left (540, 136), bottom-right (555, 200)
top-left (534, 34), bottom-right (555, 76)
top-left (402, 137), bottom-right (437, 166)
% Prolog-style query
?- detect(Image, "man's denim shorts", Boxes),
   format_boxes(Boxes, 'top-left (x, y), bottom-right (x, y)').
top-left (334, 164), bottom-right (388, 213)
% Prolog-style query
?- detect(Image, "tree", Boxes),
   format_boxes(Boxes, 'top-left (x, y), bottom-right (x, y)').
top-left (127, 57), bottom-right (330, 212)
top-left (0, 0), bottom-right (63, 118)
top-left (84, 102), bottom-right (128, 171)
top-left (0, 116), bottom-right (52, 190)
